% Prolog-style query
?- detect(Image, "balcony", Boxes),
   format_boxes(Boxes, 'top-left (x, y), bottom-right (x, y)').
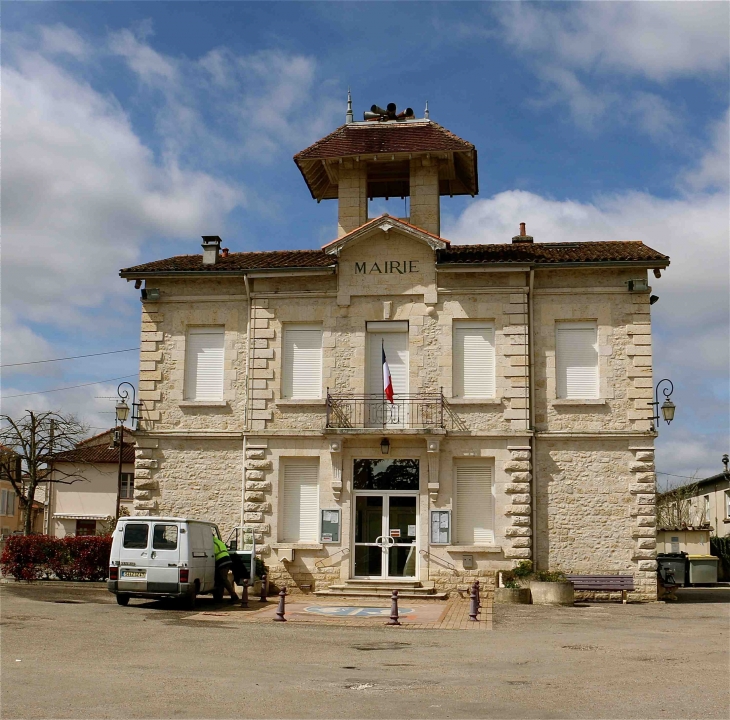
top-left (326, 392), bottom-right (445, 430)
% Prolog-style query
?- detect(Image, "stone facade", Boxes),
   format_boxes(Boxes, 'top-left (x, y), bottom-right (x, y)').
top-left (125, 222), bottom-right (663, 601)
top-left (123, 119), bottom-right (668, 602)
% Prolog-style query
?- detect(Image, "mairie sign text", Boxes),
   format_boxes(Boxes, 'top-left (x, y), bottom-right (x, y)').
top-left (355, 260), bottom-right (419, 275)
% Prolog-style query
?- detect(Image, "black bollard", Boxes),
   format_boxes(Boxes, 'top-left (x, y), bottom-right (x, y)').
top-left (274, 585), bottom-right (287, 622)
top-left (259, 574), bottom-right (267, 602)
top-left (387, 589), bottom-right (400, 626)
top-left (468, 581), bottom-right (479, 622)
top-left (240, 581), bottom-right (249, 608)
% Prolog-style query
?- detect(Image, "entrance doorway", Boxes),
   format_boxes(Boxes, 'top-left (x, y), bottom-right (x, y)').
top-left (352, 458), bottom-right (419, 579)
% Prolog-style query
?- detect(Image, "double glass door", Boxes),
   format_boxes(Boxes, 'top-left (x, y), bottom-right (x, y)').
top-left (354, 494), bottom-right (418, 578)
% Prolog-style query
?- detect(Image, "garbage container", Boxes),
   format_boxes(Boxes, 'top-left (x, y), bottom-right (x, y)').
top-left (657, 552), bottom-right (688, 586)
top-left (687, 555), bottom-right (718, 584)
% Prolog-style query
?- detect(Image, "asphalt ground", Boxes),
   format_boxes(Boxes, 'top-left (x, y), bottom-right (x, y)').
top-left (1, 583), bottom-right (728, 719)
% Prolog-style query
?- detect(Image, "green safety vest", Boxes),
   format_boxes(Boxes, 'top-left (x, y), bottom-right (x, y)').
top-left (213, 537), bottom-right (230, 562)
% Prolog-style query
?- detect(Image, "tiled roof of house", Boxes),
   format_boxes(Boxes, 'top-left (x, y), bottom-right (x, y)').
top-left (121, 250), bottom-right (335, 275)
top-left (51, 443), bottom-right (135, 464)
top-left (437, 241), bottom-right (670, 265)
top-left (294, 121), bottom-right (475, 160)
top-left (122, 239), bottom-right (668, 275)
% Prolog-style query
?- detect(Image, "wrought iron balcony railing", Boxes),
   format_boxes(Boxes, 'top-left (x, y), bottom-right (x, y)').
top-left (326, 391), bottom-right (444, 430)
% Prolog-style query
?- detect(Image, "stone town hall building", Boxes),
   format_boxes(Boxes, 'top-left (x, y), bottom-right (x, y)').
top-left (121, 100), bottom-right (670, 600)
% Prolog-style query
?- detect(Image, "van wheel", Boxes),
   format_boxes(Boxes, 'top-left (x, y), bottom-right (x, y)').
top-left (182, 585), bottom-right (198, 611)
top-left (213, 586), bottom-right (224, 603)
top-left (116, 594), bottom-right (130, 606)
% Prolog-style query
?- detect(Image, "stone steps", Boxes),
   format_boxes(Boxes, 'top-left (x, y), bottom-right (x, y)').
top-left (313, 589), bottom-right (450, 601)
top-left (313, 579), bottom-right (449, 601)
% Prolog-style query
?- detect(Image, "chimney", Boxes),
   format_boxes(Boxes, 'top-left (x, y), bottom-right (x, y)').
top-left (201, 236), bottom-right (222, 265)
top-left (512, 222), bottom-right (534, 244)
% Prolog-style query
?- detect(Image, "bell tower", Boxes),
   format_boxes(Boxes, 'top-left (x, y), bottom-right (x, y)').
top-left (294, 94), bottom-right (479, 238)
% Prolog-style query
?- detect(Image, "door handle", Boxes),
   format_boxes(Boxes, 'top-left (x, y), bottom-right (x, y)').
top-left (151, 551), bottom-right (157, 559)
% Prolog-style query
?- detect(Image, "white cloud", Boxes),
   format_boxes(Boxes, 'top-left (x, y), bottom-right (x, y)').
top-left (2, 49), bottom-right (243, 327)
top-left (39, 24), bottom-right (89, 59)
top-left (107, 31), bottom-right (340, 164)
top-left (681, 108), bottom-right (730, 193)
top-left (497, 3), bottom-right (729, 82)
top-left (493, 3), bottom-right (728, 138)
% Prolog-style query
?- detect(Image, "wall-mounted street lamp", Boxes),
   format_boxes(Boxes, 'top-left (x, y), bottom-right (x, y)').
top-left (115, 382), bottom-right (141, 520)
top-left (649, 378), bottom-right (675, 433)
top-left (380, 437), bottom-right (390, 455)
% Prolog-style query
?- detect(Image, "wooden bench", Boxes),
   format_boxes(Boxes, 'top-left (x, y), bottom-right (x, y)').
top-left (566, 574), bottom-right (635, 604)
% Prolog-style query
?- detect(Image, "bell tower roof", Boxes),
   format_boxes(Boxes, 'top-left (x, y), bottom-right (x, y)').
top-left (294, 118), bottom-right (478, 201)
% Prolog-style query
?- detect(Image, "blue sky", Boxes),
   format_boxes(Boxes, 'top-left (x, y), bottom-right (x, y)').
top-left (2, 2), bottom-right (728, 483)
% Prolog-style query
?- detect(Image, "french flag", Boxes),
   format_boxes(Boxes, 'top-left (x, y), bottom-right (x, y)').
top-left (382, 341), bottom-right (394, 404)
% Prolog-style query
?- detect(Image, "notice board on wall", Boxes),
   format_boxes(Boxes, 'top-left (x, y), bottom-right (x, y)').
top-left (430, 510), bottom-right (451, 544)
top-left (320, 509), bottom-right (341, 543)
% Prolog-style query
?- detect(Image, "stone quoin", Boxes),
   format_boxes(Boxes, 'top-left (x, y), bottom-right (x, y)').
top-left (120, 96), bottom-right (670, 601)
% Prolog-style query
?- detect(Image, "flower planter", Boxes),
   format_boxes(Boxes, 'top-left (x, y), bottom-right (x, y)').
top-left (494, 587), bottom-right (531, 604)
top-left (529, 581), bottom-right (574, 606)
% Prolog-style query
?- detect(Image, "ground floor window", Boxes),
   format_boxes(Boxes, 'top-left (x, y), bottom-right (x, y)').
top-left (75, 519), bottom-right (97, 536)
top-left (454, 461), bottom-right (494, 545)
top-left (280, 459), bottom-right (319, 542)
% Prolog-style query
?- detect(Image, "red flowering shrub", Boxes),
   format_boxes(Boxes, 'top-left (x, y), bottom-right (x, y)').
top-left (0, 534), bottom-right (112, 582)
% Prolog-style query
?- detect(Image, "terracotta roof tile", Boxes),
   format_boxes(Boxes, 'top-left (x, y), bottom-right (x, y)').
top-left (437, 241), bottom-right (670, 266)
top-left (121, 250), bottom-right (334, 275)
top-left (294, 121), bottom-right (475, 160)
top-left (51, 443), bottom-right (135, 464)
top-left (121, 238), bottom-right (669, 276)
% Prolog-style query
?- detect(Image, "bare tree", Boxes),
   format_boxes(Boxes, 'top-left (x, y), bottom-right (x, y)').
top-left (0, 411), bottom-right (88, 535)
top-left (656, 480), bottom-right (704, 529)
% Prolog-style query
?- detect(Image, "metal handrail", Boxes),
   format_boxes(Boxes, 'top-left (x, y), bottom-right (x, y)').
top-left (419, 549), bottom-right (457, 572)
top-left (315, 547), bottom-right (350, 569)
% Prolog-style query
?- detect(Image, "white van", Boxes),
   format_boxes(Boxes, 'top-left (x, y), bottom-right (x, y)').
top-left (107, 517), bottom-right (226, 609)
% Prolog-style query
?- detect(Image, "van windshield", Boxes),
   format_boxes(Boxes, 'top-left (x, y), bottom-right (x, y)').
top-left (153, 524), bottom-right (178, 550)
top-left (123, 524), bottom-right (149, 549)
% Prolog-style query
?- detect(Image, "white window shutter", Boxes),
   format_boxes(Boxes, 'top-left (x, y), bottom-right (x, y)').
top-left (185, 327), bottom-right (225, 401)
top-left (0, 490), bottom-right (7, 516)
top-left (282, 461), bottom-right (319, 542)
top-left (455, 463), bottom-right (494, 544)
top-left (367, 331), bottom-right (409, 396)
top-left (453, 324), bottom-right (495, 398)
top-left (556, 322), bottom-right (599, 399)
top-left (7, 491), bottom-right (14, 516)
top-left (283, 327), bottom-right (322, 399)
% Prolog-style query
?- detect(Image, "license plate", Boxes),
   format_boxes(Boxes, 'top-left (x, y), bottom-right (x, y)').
top-left (120, 570), bottom-right (146, 579)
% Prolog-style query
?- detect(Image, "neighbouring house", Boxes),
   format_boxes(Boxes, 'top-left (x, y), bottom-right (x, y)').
top-left (0, 445), bottom-right (44, 537)
top-left (47, 429), bottom-right (136, 537)
top-left (119, 96), bottom-right (671, 600)
top-left (658, 457), bottom-right (730, 539)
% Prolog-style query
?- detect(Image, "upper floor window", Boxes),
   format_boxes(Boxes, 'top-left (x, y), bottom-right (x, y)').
top-left (725, 490), bottom-right (730, 519)
top-left (120, 473), bottom-right (134, 500)
top-left (184, 326), bottom-right (224, 401)
top-left (282, 325), bottom-right (323, 399)
top-left (454, 461), bottom-right (494, 545)
top-left (453, 322), bottom-right (495, 398)
top-left (0, 488), bottom-right (16, 517)
top-left (555, 321), bottom-right (599, 399)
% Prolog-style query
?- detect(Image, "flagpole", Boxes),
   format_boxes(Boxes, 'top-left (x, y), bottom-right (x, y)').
top-left (382, 340), bottom-right (386, 431)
